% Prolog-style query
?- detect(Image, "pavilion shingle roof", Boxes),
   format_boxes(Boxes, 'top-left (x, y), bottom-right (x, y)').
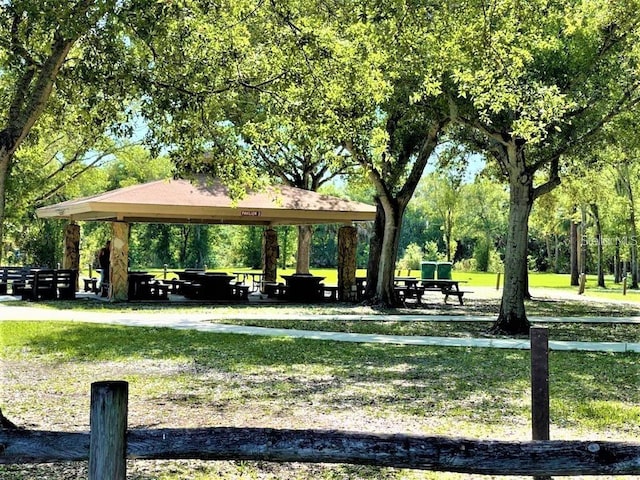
top-left (36, 178), bottom-right (377, 225)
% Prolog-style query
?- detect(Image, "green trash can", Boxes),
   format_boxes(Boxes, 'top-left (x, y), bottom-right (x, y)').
top-left (420, 261), bottom-right (437, 280)
top-left (436, 261), bottom-right (453, 280)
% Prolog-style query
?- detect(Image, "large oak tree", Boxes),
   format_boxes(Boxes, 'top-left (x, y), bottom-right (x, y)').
top-left (423, 0), bottom-right (640, 333)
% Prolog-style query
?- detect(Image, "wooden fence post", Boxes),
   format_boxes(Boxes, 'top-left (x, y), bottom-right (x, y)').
top-left (496, 272), bottom-right (501, 290)
top-left (89, 381), bottom-right (128, 480)
top-left (531, 327), bottom-right (551, 480)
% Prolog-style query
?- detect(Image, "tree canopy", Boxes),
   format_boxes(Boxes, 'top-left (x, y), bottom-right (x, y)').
top-left (2, 0), bottom-right (640, 334)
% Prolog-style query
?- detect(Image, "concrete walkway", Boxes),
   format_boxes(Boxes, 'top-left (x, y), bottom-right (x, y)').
top-left (1, 301), bottom-right (638, 353)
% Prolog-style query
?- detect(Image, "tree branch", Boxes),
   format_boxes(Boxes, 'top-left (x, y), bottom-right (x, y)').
top-left (5, 32), bottom-right (76, 155)
top-left (534, 83), bottom-right (640, 170)
top-left (8, 9), bottom-right (39, 67)
top-left (533, 159), bottom-right (561, 200)
top-left (397, 119), bottom-right (449, 205)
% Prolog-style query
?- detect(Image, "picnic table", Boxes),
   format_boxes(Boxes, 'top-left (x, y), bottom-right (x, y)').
top-left (128, 272), bottom-right (156, 300)
top-left (391, 277), bottom-right (470, 305)
top-left (281, 274), bottom-right (326, 302)
top-left (393, 276), bottom-right (424, 304)
top-left (232, 271), bottom-right (264, 292)
top-left (394, 276), bottom-right (420, 287)
top-left (171, 271), bottom-right (248, 301)
top-left (0, 266), bottom-right (33, 295)
top-left (420, 279), bottom-right (469, 305)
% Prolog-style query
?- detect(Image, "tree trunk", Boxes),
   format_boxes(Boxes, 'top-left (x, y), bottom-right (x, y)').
top-left (347, 119), bottom-right (447, 306)
top-left (629, 199), bottom-right (639, 290)
top-left (179, 226), bottom-right (190, 266)
top-left (0, 32), bottom-right (77, 255)
top-left (445, 210), bottom-right (453, 262)
top-left (364, 199), bottom-right (383, 300)
top-left (591, 203), bottom-right (605, 288)
top-left (296, 225), bottom-right (313, 274)
top-left (491, 177), bottom-right (533, 335)
top-left (570, 215), bottom-right (579, 286)
top-left (614, 239), bottom-right (621, 283)
top-left (580, 206), bottom-right (587, 275)
top-left (545, 235), bottom-right (552, 272)
top-left (337, 226), bottom-right (357, 301)
top-left (375, 201), bottom-right (404, 305)
top-left (553, 233), bottom-right (560, 274)
top-left (0, 155), bottom-right (10, 261)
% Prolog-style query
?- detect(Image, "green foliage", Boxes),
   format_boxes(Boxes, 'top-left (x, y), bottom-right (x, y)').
top-left (397, 242), bottom-right (423, 271)
top-left (232, 226), bottom-right (263, 270)
top-left (474, 238), bottom-right (491, 272)
top-left (19, 219), bottom-right (65, 267)
top-left (103, 146), bottom-right (173, 189)
top-left (311, 224), bottom-right (337, 268)
top-left (423, 241), bottom-right (443, 262)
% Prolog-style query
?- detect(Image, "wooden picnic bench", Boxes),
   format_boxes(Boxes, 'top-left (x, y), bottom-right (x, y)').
top-left (148, 281), bottom-right (169, 300)
top-left (264, 282), bottom-right (288, 299)
top-left (20, 269), bottom-right (57, 301)
top-left (393, 276), bottom-right (425, 305)
top-left (395, 285), bottom-right (426, 305)
top-left (0, 266), bottom-right (34, 295)
top-left (82, 277), bottom-right (99, 293)
top-left (180, 281), bottom-right (201, 298)
top-left (230, 283), bottom-right (251, 300)
top-left (55, 269), bottom-right (78, 300)
top-left (321, 284), bottom-right (339, 301)
top-left (165, 278), bottom-right (186, 294)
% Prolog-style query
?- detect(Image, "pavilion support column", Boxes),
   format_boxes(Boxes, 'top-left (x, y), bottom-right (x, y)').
top-left (109, 222), bottom-right (130, 302)
top-left (263, 228), bottom-right (278, 284)
top-left (296, 225), bottom-right (313, 274)
top-left (63, 222), bottom-right (80, 290)
top-left (338, 225), bottom-right (358, 302)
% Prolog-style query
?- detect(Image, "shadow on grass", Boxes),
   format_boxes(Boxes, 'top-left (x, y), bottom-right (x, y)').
top-left (8, 321), bottom-right (638, 429)
top-left (526, 297), bottom-right (640, 317)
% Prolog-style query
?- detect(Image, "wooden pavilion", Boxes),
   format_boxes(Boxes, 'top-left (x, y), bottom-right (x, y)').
top-left (36, 178), bottom-right (376, 301)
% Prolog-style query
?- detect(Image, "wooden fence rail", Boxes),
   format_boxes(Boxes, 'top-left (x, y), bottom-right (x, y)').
top-left (2, 426), bottom-right (640, 476)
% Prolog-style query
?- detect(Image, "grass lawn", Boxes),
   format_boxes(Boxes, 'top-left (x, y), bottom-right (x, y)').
top-left (1, 320), bottom-right (639, 479)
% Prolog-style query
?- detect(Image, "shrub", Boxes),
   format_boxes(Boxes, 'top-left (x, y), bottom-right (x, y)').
top-left (488, 249), bottom-right (504, 273)
top-left (398, 243), bottom-right (424, 271)
top-left (423, 241), bottom-right (445, 261)
top-left (455, 258), bottom-right (477, 272)
top-left (474, 238), bottom-right (490, 272)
